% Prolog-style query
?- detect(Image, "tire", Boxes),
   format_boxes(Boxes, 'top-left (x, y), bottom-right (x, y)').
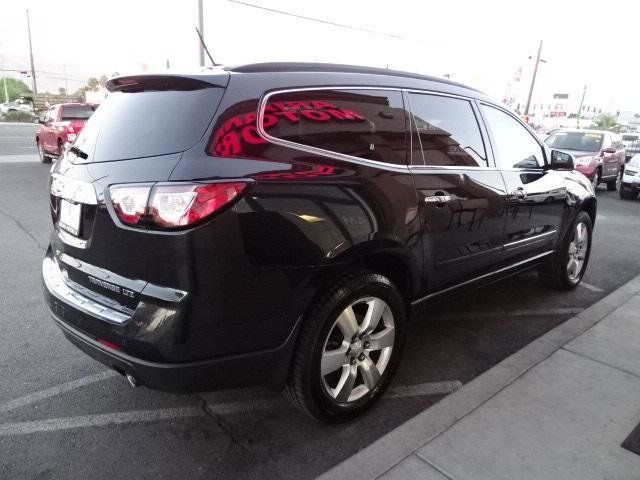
top-left (591, 169), bottom-right (600, 191)
top-left (285, 270), bottom-right (406, 423)
top-left (37, 140), bottom-right (51, 164)
top-left (607, 169), bottom-right (621, 191)
top-left (538, 211), bottom-right (593, 290)
top-left (619, 185), bottom-right (638, 200)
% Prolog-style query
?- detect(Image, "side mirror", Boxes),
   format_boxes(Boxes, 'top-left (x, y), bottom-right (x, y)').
top-left (549, 150), bottom-right (574, 170)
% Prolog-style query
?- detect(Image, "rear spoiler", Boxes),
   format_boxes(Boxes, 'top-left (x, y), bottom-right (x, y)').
top-left (105, 72), bottom-right (229, 92)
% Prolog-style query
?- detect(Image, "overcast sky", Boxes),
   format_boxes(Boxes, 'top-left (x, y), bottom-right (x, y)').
top-left (1, 0), bottom-right (637, 111)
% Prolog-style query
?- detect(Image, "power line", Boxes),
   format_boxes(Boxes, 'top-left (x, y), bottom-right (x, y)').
top-left (227, 0), bottom-right (405, 40)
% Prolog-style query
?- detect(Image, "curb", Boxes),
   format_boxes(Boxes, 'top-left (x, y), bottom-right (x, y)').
top-left (317, 273), bottom-right (640, 480)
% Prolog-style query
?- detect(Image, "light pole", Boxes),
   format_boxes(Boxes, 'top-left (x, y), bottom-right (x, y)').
top-left (198, 0), bottom-right (205, 67)
top-left (576, 85), bottom-right (587, 129)
top-left (524, 40), bottom-right (545, 117)
top-left (26, 9), bottom-right (37, 94)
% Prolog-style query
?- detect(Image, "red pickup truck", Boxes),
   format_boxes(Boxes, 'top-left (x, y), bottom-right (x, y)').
top-left (36, 103), bottom-right (98, 163)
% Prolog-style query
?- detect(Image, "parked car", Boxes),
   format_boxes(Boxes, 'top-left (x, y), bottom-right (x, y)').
top-left (35, 103), bottom-right (98, 163)
top-left (620, 153), bottom-right (640, 199)
top-left (544, 129), bottom-right (625, 191)
top-left (621, 133), bottom-right (640, 162)
top-left (0, 98), bottom-right (34, 114)
top-left (42, 64), bottom-right (596, 422)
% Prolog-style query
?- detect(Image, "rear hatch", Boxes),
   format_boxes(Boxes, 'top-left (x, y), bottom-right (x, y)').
top-left (47, 73), bottom-right (228, 333)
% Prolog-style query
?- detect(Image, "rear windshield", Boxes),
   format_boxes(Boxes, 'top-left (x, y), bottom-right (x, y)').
top-left (545, 132), bottom-right (603, 152)
top-left (60, 105), bottom-right (97, 120)
top-left (72, 87), bottom-right (223, 162)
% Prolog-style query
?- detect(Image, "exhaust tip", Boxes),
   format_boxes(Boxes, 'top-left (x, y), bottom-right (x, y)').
top-left (126, 373), bottom-right (140, 388)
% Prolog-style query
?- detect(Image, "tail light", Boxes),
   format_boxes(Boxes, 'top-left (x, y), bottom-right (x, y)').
top-left (66, 125), bottom-right (76, 134)
top-left (109, 182), bottom-right (249, 229)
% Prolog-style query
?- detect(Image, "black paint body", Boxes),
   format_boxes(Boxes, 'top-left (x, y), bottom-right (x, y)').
top-left (43, 64), bottom-right (596, 392)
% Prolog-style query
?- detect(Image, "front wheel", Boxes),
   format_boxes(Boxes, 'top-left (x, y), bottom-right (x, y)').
top-left (591, 169), bottom-right (600, 191)
top-left (37, 140), bottom-right (51, 164)
top-left (286, 271), bottom-right (406, 423)
top-left (539, 211), bottom-right (593, 290)
top-left (620, 185), bottom-right (638, 200)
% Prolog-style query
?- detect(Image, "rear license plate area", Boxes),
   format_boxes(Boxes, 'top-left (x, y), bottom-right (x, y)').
top-left (59, 199), bottom-right (82, 236)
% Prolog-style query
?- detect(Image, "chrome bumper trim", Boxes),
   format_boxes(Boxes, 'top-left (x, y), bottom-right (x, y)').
top-left (42, 256), bottom-right (130, 324)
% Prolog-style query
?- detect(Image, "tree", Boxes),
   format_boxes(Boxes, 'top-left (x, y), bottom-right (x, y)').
top-left (0, 77), bottom-right (32, 103)
top-left (593, 114), bottom-right (618, 131)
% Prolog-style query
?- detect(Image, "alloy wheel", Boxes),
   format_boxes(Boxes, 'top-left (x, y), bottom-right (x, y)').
top-left (567, 221), bottom-right (589, 281)
top-left (320, 296), bottom-right (395, 403)
top-left (591, 171), bottom-right (599, 190)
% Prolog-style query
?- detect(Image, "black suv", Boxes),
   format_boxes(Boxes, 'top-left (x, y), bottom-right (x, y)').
top-left (43, 63), bottom-right (596, 422)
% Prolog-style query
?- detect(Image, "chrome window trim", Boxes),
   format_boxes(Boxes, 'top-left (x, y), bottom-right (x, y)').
top-left (256, 86), bottom-right (410, 172)
top-left (411, 250), bottom-right (554, 306)
top-left (256, 86), bottom-right (513, 172)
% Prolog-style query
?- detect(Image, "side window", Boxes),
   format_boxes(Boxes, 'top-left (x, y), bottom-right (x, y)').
top-left (46, 107), bottom-right (56, 123)
top-left (408, 93), bottom-right (486, 167)
top-left (480, 105), bottom-right (545, 169)
top-left (263, 89), bottom-right (406, 164)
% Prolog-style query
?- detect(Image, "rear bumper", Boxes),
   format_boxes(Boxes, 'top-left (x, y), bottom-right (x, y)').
top-left (49, 308), bottom-right (299, 393)
top-left (43, 252), bottom-right (301, 392)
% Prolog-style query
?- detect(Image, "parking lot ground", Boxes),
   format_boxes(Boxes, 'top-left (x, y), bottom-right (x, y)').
top-left (0, 122), bottom-right (39, 158)
top-left (321, 276), bottom-right (640, 480)
top-left (1, 154), bottom-right (640, 480)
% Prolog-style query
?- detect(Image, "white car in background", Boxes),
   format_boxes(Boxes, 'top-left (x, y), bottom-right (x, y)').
top-left (0, 98), bottom-right (34, 115)
top-left (620, 154), bottom-right (640, 200)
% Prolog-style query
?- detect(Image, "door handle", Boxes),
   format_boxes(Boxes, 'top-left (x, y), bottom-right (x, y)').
top-left (424, 193), bottom-right (451, 205)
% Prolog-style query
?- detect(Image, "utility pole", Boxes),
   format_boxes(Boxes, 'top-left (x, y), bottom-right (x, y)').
top-left (524, 40), bottom-right (544, 116)
top-left (576, 84), bottom-right (587, 129)
top-left (63, 64), bottom-right (69, 98)
top-left (198, 0), bottom-right (205, 67)
top-left (0, 45), bottom-right (8, 103)
top-left (26, 9), bottom-right (37, 94)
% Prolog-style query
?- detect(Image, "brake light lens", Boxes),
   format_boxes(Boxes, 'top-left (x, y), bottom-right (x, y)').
top-left (66, 125), bottom-right (75, 134)
top-left (110, 185), bottom-right (150, 225)
top-left (109, 182), bottom-right (248, 229)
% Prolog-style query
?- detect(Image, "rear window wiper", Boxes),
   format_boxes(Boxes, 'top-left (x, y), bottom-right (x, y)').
top-left (69, 145), bottom-right (88, 160)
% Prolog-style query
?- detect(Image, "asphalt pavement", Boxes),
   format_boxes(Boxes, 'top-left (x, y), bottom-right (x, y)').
top-left (1, 122), bottom-right (640, 479)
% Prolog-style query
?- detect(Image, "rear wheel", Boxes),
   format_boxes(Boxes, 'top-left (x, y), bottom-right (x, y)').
top-left (286, 271), bottom-right (406, 423)
top-left (37, 140), bottom-right (51, 164)
top-left (539, 211), bottom-right (592, 290)
top-left (607, 169), bottom-right (622, 191)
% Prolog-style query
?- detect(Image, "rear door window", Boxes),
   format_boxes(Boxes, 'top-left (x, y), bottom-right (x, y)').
top-left (408, 93), bottom-right (486, 167)
top-left (73, 87), bottom-right (224, 162)
top-left (262, 89), bottom-right (406, 164)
